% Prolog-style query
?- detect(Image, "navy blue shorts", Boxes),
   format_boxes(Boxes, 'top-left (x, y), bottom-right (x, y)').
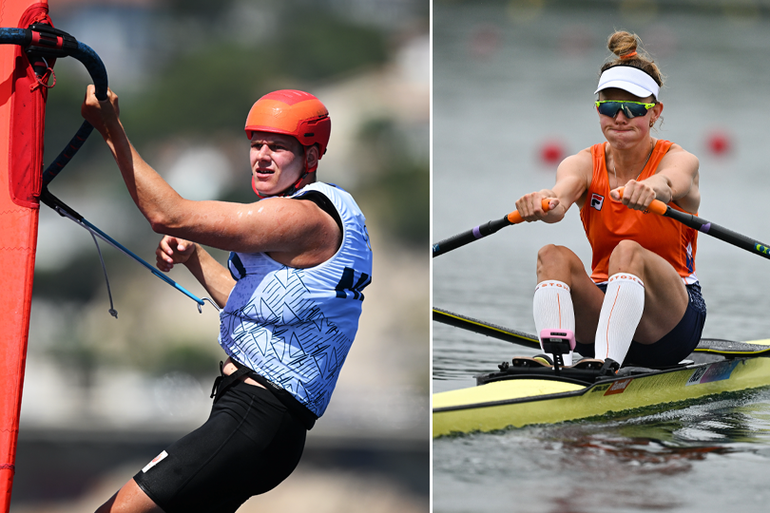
top-left (575, 282), bottom-right (707, 367)
top-left (133, 379), bottom-right (306, 513)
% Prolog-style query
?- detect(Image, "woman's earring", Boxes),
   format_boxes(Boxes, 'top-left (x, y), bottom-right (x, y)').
top-left (649, 120), bottom-right (655, 127)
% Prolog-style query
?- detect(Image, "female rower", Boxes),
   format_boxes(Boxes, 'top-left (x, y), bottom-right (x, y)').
top-left (82, 87), bottom-right (373, 512)
top-left (514, 30), bottom-right (705, 371)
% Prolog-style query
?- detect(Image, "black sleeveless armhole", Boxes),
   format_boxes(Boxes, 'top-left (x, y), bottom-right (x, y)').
top-left (294, 190), bottom-right (343, 231)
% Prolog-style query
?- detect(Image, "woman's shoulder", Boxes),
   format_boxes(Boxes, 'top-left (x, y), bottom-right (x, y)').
top-left (661, 141), bottom-right (700, 166)
top-left (668, 141), bottom-right (696, 154)
top-left (562, 146), bottom-right (596, 164)
top-left (558, 146), bottom-right (596, 176)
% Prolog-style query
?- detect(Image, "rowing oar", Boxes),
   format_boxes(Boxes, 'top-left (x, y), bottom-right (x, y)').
top-left (434, 306), bottom-right (770, 358)
top-left (433, 307), bottom-right (540, 350)
top-left (432, 199), bottom-right (552, 257)
top-left (619, 188), bottom-right (770, 260)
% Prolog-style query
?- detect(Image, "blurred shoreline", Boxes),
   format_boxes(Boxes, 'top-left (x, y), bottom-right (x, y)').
top-left (12, 424), bottom-right (428, 512)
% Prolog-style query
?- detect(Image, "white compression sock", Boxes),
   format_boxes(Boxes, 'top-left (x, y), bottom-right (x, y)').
top-left (594, 273), bottom-right (646, 365)
top-left (533, 280), bottom-right (575, 366)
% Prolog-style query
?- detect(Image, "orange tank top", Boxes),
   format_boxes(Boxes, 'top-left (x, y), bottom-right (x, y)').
top-left (579, 140), bottom-right (698, 284)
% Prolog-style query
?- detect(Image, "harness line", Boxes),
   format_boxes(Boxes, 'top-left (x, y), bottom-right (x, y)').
top-left (40, 188), bottom-right (211, 312)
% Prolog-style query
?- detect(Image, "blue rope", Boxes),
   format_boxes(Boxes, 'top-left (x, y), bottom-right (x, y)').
top-left (79, 217), bottom-right (207, 309)
top-left (40, 188), bottom-right (207, 310)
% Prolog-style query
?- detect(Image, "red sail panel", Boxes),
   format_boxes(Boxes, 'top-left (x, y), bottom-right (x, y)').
top-left (0, 0), bottom-right (50, 509)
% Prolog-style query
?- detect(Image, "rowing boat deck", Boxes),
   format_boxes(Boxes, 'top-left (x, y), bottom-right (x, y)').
top-left (433, 352), bottom-right (770, 437)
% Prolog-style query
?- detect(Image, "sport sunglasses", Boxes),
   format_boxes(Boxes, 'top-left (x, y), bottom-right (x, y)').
top-left (595, 100), bottom-right (656, 119)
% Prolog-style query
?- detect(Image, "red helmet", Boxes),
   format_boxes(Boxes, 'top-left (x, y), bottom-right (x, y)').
top-left (244, 89), bottom-right (331, 158)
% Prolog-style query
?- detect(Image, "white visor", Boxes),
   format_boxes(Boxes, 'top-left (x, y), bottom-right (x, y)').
top-left (594, 65), bottom-right (660, 100)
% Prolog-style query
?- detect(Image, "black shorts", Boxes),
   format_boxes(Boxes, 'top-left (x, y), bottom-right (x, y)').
top-left (133, 380), bottom-right (307, 513)
top-left (575, 282), bottom-right (707, 367)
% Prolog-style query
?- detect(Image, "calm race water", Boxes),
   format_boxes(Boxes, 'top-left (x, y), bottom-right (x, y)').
top-left (433, 2), bottom-right (770, 512)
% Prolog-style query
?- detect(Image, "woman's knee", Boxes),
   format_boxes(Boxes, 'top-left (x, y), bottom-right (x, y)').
top-left (608, 240), bottom-right (645, 273)
top-left (536, 244), bottom-right (580, 281)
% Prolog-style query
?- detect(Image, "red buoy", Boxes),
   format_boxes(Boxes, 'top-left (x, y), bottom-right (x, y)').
top-left (706, 130), bottom-right (732, 156)
top-left (539, 140), bottom-right (566, 165)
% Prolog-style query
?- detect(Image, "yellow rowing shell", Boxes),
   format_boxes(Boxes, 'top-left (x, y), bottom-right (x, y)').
top-left (433, 356), bottom-right (770, 437)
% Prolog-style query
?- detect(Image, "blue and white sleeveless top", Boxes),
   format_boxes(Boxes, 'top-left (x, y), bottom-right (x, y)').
top-left (218, 182), bottom-right (373, 417)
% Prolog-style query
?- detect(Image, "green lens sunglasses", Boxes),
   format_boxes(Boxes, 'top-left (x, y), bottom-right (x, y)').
top-left (595, 100), bottom-right (656, 119)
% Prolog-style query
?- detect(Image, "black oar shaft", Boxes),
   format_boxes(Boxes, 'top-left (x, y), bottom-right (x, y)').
top-left (432, 216), bottom-right (511, 257)
top-left (433, 307), bottom-right (540, 349)
top-left (661, 205), bottom-right (770, 260)
top-left (432, 199), bottom-right (551, 258)
top-left (616, 187), bottom-right (770, 261)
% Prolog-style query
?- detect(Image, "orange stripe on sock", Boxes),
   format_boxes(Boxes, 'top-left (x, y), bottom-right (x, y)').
top-left (604, 287), bottom-right (622, 360)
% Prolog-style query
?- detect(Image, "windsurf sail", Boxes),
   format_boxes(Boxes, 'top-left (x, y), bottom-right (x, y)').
top-left (0, 1), bottom-right (53, 508)
top-left (0, 1), bottom-right (112, 507)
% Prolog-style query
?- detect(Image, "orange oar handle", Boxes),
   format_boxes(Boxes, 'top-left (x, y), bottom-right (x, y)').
top-left (615, 186), bottom-right (668, 216)
top-left (506, 198), bottom-right (553, 224)
top-left (433, 198), bottom-right (554, 257)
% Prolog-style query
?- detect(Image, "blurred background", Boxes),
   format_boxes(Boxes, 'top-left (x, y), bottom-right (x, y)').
top-left (13, 0), bottom-right (429, 511)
